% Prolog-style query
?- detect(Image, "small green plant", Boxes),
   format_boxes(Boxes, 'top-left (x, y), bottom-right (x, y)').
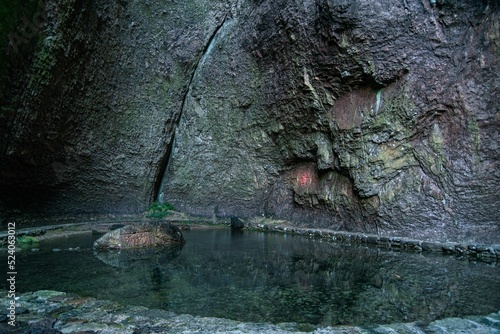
top-left (146, 202), bottom-right (175, 219)
top-left (16, 236), bottom-right (39, 244)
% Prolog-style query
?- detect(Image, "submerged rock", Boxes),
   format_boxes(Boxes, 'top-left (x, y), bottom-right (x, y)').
top-left (93, 221), bottom-right (185, 251)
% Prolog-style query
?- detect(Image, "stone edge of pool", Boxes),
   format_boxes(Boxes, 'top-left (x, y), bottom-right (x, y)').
top-left (245, 219), bottom-right (500, 261)
top-left (1, 290), bottom-right (499, 334)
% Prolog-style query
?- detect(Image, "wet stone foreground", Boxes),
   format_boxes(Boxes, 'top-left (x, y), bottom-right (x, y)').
top-left (0, 290), bottom-right (499, 334)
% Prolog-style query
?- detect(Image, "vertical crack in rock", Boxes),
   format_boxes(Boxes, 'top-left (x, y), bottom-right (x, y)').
top-left (152, 15), bottom-right (229, 203)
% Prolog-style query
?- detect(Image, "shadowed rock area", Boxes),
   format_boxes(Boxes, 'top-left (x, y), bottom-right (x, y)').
top-left (0, 0), bottom-right (498, 243)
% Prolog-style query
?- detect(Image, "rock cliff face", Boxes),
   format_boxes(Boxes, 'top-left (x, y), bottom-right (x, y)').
top-left (1, 0), bottom-right (498, 243)
top-left (0, 0), bottom-right (229, 215)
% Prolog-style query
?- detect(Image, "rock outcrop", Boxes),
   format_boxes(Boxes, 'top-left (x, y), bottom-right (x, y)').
top-left (93, 222), bottom-right (185, 251)
top-left (0, 0), bottom-right (498, 243)
top-left (230, 217), bottom-right (245, 230)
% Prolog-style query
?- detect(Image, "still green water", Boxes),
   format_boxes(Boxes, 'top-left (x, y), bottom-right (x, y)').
top-left (5, 229), bottom-right (500, 327)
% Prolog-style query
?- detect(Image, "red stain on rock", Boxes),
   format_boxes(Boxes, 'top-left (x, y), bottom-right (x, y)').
top-left (291, 163), bottom-right (319, 194)
top-left (298, 172), bottom-right (313, 187)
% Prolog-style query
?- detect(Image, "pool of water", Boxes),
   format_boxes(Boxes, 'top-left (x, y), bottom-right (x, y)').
top-left (4, 228), bottom-right (500, 327)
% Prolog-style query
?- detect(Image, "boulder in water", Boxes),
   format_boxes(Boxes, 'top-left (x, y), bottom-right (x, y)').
top-left (93, 221), bottom-right (185, 250)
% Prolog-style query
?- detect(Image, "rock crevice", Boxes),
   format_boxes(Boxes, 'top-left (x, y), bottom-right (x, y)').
top-left (155, 14), bottom-right (230, 202)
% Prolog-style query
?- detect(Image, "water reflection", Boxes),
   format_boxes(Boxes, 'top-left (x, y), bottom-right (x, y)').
top-left (6, 229), bottom-right (500, 327)
top-left (94, 243), bottom-right (184, 268)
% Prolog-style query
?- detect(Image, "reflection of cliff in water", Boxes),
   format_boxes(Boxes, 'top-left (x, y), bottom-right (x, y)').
top-left (94, 243), bottom-right (184, 268)
top-left (165, 231), bottom-right (383, 325)
top-left (161, 230), bottom-right (500, 326)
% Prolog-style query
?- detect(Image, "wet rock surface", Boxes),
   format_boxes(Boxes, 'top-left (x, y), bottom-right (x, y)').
top-left (0, 0), bottom-right (499, 245)
top-left (0, 290), bottom-right (499, 334)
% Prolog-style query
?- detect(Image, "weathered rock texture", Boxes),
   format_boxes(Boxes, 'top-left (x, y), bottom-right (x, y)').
top-left (93, 221), bottom-right (185, 250)
top-left (0, 0), bottom-right (498, 243)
